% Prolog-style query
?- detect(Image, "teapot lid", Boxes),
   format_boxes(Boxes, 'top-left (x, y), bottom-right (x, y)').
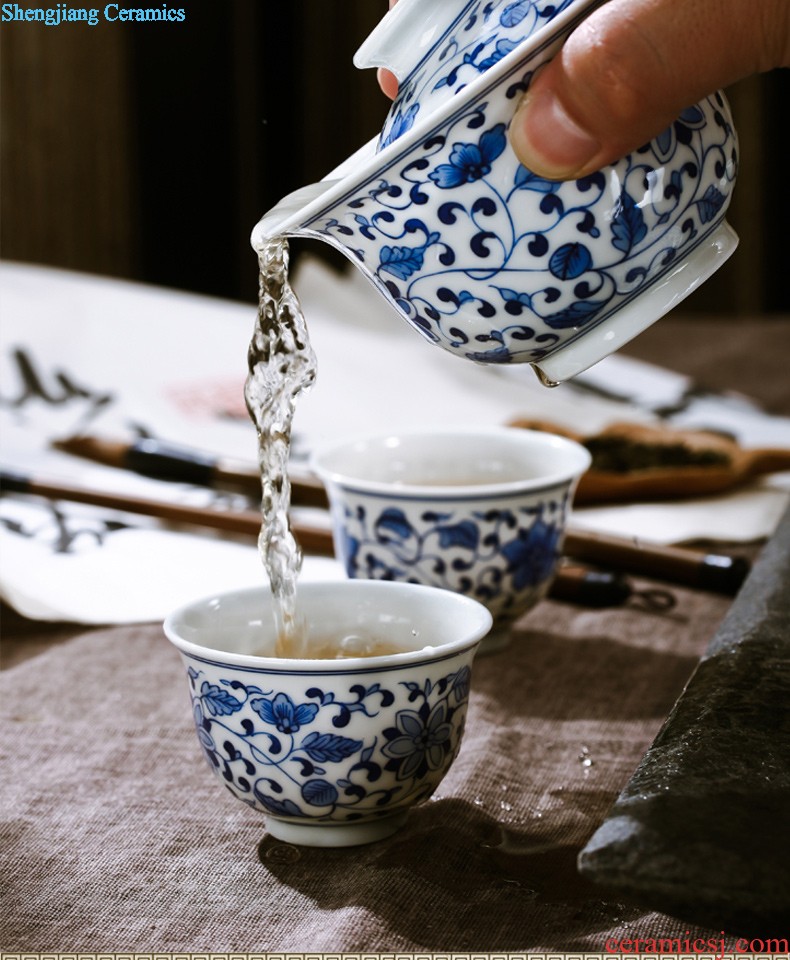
top-left (354, 0), bottom-right (596, 150)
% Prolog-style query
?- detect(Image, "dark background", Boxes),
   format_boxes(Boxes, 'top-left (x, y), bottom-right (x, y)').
top-left (2, 1), bottom-right (788, 313)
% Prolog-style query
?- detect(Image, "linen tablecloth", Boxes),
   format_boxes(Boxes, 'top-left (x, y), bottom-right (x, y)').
top-left (1, 579), bottom-right (734, 950)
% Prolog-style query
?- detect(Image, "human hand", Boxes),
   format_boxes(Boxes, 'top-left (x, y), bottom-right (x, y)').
top-left (377, 0), bottom-right (790, 180)
top-left (510, 0), bottom-right (790, 179)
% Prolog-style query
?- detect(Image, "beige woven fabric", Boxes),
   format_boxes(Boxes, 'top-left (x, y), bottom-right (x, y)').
top-left (0, 581), bottom-right (740, 951)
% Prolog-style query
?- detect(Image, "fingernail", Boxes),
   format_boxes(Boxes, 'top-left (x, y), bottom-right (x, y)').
top-left (510, 87), bottom-right (600, 179)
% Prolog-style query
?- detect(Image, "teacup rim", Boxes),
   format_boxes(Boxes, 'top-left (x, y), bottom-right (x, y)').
top-left (310, 425), bottom-right (592, 498)
top-left (163, 579), bottom-right (493, 672)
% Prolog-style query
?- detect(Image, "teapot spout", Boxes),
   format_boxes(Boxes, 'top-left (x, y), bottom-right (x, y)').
top-left (251, 181), bottom-right (338, 249)
top-left (251, 135), bottom-right (380, 251)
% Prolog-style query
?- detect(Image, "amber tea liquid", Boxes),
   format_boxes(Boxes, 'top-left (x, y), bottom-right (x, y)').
top-left (278, 632), bottom-right (407, 660)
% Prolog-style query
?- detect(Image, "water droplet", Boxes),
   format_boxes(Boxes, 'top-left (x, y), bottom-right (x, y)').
top-left (497, 879), bottom-right (540, 899)
top-left (259, 841), bottom-right (301, 864)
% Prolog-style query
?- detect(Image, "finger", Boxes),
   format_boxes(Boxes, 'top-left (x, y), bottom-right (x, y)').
top-left (509, 0), bottom-right (790, 179)
top-left (377, 66), bottom-right (399, 100)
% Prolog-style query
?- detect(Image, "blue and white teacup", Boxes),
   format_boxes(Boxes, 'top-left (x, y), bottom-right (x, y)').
top-left (311, 426), bottom-right (591, 653)
top-left (164, 579), bottom-right (491, 847)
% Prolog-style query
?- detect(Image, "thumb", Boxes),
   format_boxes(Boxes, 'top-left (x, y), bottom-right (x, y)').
top-left (509, 0), bottom-right (790, 180)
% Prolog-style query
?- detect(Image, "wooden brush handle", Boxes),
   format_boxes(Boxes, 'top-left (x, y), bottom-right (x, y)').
top-left (742, 448), bottom-right (790, 477)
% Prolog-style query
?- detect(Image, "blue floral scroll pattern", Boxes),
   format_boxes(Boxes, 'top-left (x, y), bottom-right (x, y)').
top-left (184, 664), bottom-right (471, 822)
top-left (310, 84), bottom-right (736, 364)
top-left (336, 495), bottom-right (567, 624)
top-left (379, 0), bottom-right (578, 150)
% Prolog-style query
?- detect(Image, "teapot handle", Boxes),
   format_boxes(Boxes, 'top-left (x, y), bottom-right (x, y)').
top-left (353, 0), bottom-right (446, 82)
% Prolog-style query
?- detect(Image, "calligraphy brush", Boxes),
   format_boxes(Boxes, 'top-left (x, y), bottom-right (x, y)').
top-left (51, 434), bottom-right (328, 507)
top-left (0, 469), bottom-right (677, 609)
top-left (1, 468), bottom-right (334, 555)
top-left (2, 469), bottom-right (749, 596)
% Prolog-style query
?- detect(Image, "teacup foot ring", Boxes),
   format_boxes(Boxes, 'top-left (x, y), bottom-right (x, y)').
top-left (265, 811), bottom-right (410, 847)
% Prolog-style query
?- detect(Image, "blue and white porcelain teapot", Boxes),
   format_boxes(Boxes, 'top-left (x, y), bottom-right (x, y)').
top-left (252, 0), bottom-right (738, 384)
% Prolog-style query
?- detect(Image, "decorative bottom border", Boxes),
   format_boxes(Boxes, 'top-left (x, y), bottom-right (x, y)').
top-left (1, 953), bottom-right (786, 960)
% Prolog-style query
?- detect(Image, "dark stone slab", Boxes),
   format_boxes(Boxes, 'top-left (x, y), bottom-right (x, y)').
top-left (578, 504), bottom-right (790, 937)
